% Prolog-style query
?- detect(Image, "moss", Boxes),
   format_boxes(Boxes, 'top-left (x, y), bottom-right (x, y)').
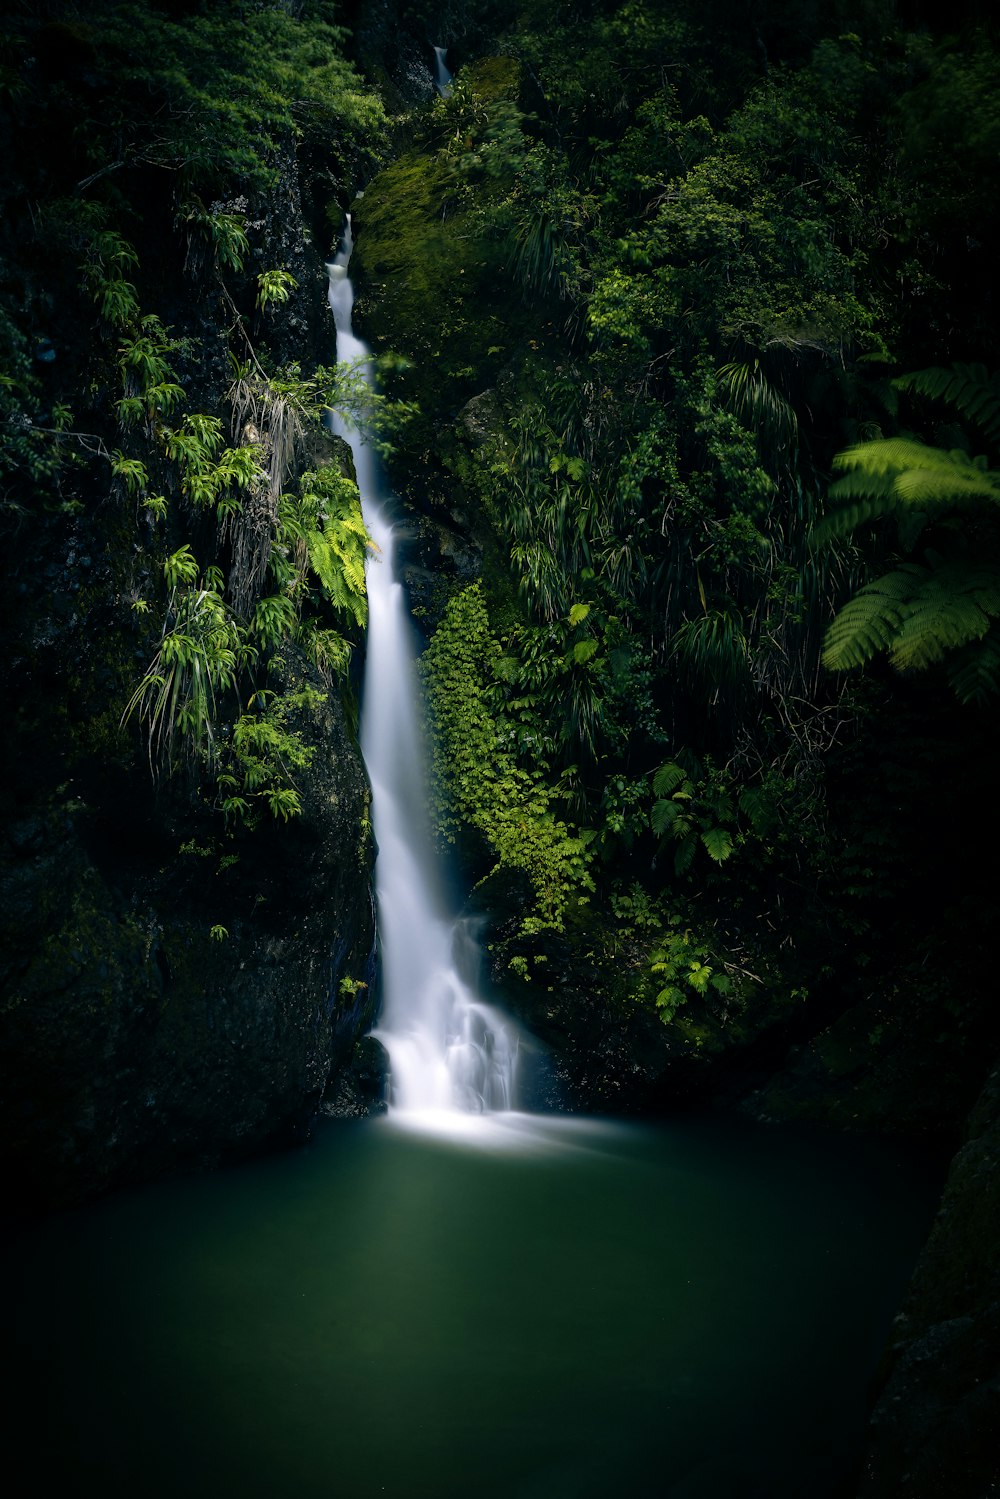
top-left (350, 55), bottom-right (541, 436)
top-left (353, 151), bottom-right (526, 424)
top-left (463, 55), bottom-right (522, 104)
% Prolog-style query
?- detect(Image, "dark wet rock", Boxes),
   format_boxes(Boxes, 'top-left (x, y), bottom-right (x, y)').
top-left (321, 1034), bottom-right (390, 1119)
top-left (0, 664), bottom-right (376, 1210)
top-left (349, 1), bottom-right (514, 110)
top-left (857, 1060), bottom-right (1000, 1498)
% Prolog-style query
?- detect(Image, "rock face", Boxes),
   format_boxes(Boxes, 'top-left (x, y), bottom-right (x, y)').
top-left (0, 674), bottom-right (377, 1209)
top-left (857, 1060), bottom-right (1000, 1498)
top-left (0, 126), bottom-right (382, 1208)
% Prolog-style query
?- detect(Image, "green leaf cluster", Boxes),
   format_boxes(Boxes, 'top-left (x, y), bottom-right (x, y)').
top-left (818, 364), bottom-right (1000, 703)
top-left (420, 585), bottom-right (595, 933)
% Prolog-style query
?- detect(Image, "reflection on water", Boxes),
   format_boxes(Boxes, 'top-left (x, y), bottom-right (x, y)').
top-left (1, 1113), bottom-right (938, 1499)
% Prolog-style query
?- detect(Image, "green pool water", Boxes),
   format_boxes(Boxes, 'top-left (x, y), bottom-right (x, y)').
top-left (2, 1112), bottom-right (938, 1498)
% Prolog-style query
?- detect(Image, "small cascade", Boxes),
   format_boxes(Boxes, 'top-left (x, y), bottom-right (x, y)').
top-left (327, 215), bottom-right (519, 1120)
top-left (432, 44), bottom-right (453, 97)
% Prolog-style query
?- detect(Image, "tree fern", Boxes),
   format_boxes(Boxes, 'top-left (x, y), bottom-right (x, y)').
top-left (821, 578), bottom-right (905, 671)
top-left (896, 364), bottom-right (1000, 448)
top-left (889, 557), bottom-right (1000, 669)
top-left (818, 363), bottom-right (1000, 700)
top-left (814, 440), bottom-right (1000, 544)
top-left (945, 625), bottom-right (1000, 707)
top-left (823, 552), bottom-right (1000, 673)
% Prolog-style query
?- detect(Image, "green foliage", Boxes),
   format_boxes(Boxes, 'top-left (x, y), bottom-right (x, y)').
top-left (896, 365), bottom-right (1000, 449)
top-left (113, 313), bottom-right (189, 430)
top-left (339, 975), bottom-right (368, 999)
top-left (421, 585), bottom-right (594, 932)
top-left (651, 759), bottom-right (737, 877)
top-left (816, 440), bottom-right (1000, 545)
top-left (256, 270), bottom-right (299, 311)
top-left (281, 467), bottom-right (372, 632)
top-left (222, 686), bottom-right (324, 824)
top-left (125, 557), bottom-right (245, 772)
top-left (649, 922), bottom-right (733, 1024)
top-left (819, 364), bottom-right (1000, 701)
top-left (180, 202), bottom-right (248, 273)
top-left (55, 2), bottom-right (387, 194)
top-left (822, 552), bottom-right (1000, 681)
top-left (165, 413), bottom-right (264, 516)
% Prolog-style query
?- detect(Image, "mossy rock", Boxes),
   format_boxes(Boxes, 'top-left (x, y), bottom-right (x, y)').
top-left (463, 54), bottom-right (522, 104)
top-left (350, 56), bottom-right (536, 433)
top-left (352, 152), bottom-right (527, 427)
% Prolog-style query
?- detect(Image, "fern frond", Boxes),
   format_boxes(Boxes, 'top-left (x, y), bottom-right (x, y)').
top-left (896, 364), bottom-right (1000, 447)
top-left (652, 762), bottom-right (688, 797)
top-left (887, 556), bottom-right (1000, 670)
top-left (945, 625), bottom-right (1000, 706)
top-left (823, 555), bottom-right (1000, 673)
top-left (811, 470), bottom-right (898, 540)
top-left (821, 570), bottom-right (915, 669)
top-left (701, 827), bottom-right (734, 863)
top-left (831, 437), bottom-right (963, 477)
top-left (815, 441), bottom-right (1000, 544)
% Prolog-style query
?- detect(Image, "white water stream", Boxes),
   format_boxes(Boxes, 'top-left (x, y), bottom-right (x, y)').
top-left (327, 216), bottom-right (519, 1125)
top-left (433, 45), bottom-right (453, 97)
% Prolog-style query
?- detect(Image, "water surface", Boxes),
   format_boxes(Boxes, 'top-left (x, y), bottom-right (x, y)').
top-left (3, 1112), bottom-right (936, 1498)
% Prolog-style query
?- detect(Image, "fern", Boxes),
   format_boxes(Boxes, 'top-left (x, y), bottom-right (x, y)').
top-left (651, 796), bottom-right (682, 837)
top-left (814, 440), bottom-right (1000, 545)
top-left (701, 827), bottom-right (734, 863)
top-left (818, 362), bottom-right (1000, 702)
top-left (896, 364), bottom-right (1000, 448)
top-left (945, 625), bottom-right (1000, 707)
top-left (653, 762), bottom-right (687, 798)
top-left (823, 553), bottom-right (1000, 672)
top-left (889, 557), bottom-right (1000, 669)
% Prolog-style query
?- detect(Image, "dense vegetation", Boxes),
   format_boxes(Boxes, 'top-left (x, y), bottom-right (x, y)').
top-left (350, 0), bottom-right (999, 1107)
top-left (2, 0), bottom-right (998, 1113)
top-left (0, 0), bottom-right (387, 837)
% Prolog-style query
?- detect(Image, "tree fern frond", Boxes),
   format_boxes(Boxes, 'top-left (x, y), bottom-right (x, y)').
top-left (815, 441), bottom-right (1000, 545)
top-left (887, 557), bottom-right (1000, 670)
top-left (821, 570), bottom-right (915, 669)
top-left (674, 835), bottom-right (697, 876)
top-left (831, 437), bottom-right (964, 477)
top-left (823, 555), bottom-right (1000, 672)
top-left (651, 797), bottom-right (682, 838)
top-left (896, 364), bottom-right (1000, 447)
top-left (653, 762), bottom-right (688, 798)
top-left (945, 625), bottom-right (1000, 706)
top-left (811, 471), bottom-right (899, 541)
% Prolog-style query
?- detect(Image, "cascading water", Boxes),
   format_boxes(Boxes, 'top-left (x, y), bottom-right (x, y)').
top-left (327, 216), bottom-right (518, 1121)
top-left (432, 45), bottom-right (453, 97)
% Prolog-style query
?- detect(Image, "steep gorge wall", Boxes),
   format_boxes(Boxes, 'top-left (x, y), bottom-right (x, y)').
top-left (0, 85), bottom-right (380, 1207)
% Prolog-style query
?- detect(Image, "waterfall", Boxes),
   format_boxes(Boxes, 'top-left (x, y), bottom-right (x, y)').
top-left (433, 45), bottom-right (453, 97)
top-left (327, 217), bottom-right (519, 1122)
